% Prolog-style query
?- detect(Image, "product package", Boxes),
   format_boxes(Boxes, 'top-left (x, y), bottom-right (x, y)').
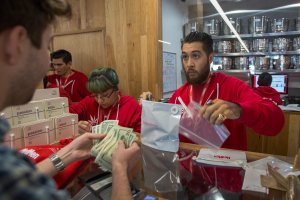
top-left (141, 100), bottom-right (183, 199)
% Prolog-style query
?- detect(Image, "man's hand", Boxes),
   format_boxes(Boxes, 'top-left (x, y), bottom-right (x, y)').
top-left (139, 91), bottom-right (153, 104)
top-left (200, 99), bottom-right (242, 125)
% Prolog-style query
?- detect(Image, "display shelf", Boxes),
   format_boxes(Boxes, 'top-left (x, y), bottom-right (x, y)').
top-left (212, 31), bottom-right (300, 40)
top-left (214, 69), bottom-right (300, 74)
top-left (214, 50), bottom-right (300, 57)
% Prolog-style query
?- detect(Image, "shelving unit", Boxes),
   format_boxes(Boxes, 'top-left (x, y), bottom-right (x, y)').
top-left (214, 51), bottom-right (300, 57)
top-left (212, 30), bottom-right (300, 71)
top-left (212, 31), bottom-right (300, 40)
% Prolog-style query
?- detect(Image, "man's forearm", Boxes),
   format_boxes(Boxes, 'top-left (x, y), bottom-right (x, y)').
top-left (36, 146), bottom-right (73, 176)
top-left (111, 165), bottom-right (132, 200)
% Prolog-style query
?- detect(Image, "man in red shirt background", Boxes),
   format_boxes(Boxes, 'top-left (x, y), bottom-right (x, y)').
top-left (253, 72), bottom-right (283, 105)
top-left (47, 49), bottom-right (91, 103)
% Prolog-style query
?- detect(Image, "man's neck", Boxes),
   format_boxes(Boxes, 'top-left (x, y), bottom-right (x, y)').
top-left (62, 69), bottom-right (72, 78)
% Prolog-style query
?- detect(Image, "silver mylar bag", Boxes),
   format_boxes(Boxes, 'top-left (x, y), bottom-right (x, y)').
top-left (141, 100), bottom-right (183, 199)
top-left (141, 100), bottom-right (182, 153)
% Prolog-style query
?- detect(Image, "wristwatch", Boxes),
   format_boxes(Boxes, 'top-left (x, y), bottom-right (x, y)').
top-left (49, 154), bottom-right (65, 171)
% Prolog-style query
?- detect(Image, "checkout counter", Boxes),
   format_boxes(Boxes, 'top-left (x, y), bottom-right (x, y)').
top-left (68, 141), bottom-right (295, 200)
top-left (248, 108), bottom-right (300, 157)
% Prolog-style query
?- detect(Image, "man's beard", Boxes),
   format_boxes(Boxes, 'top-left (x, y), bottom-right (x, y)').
top-left (185, 62), bottom-right (210, 85)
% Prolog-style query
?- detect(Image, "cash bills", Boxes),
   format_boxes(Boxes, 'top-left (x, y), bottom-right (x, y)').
top-left (91, 120), bottom-right (136, 171)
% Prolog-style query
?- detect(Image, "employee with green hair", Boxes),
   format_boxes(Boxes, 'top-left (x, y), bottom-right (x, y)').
top-left (70, 67), bottom-right (141, 133)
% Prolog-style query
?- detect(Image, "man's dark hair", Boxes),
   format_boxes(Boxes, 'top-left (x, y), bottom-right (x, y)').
top-left (0, 0), bottom-right (71, 48)
top-left (258, 72), bottom-right (272, 86)
top-left (51, 49), bottom-right (72, 64)
top-left (181, 32), bottom-right (213, 55)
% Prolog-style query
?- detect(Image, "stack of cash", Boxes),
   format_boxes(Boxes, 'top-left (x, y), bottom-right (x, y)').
top-left (91, 120), bottom-right (136, 171)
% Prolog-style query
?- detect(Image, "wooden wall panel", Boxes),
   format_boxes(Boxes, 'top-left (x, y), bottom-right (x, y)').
top-left (54, 0), bottom-right (81, 33)
top-left (85, 0), bottom-right (106, 28)
top-left (52, 30), bottom-right (106, 76)
top-left (105, 0), bottom-right (162, 98)
top-left (51, 0), bottom-right (162, 98)
top-left (51, 0), bottom-right (106, 78)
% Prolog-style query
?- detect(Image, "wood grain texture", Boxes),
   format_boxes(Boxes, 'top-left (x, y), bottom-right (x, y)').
top-left (53, 30), bottom-right (106, 76)
top-left (247, 111), bottom-right (300, 157)
top-left (104, 0), bottom-right (162, 98)
top-left (51, 0), bottom-right (162, 99)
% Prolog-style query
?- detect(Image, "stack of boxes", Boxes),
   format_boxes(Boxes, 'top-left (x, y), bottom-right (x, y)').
top-left (1, 88), bottom-right (78, 149)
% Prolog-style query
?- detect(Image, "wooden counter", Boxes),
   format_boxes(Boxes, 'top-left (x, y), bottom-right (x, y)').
top-left (67, 143), bottom-right (293, 200)
top-left (247, 110), bottom-right (300, 157)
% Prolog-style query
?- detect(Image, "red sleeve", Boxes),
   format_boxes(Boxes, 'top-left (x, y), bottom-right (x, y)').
top-left (233, 81), bottom-right (285, 136)
top-left (122, 97), bottom-right (142, 133)
top-left (69, 96), bottom-right (90, 121)
top-left (78, 74), bottom-right (91, 98)
top-left (130, 103), bottom-right (142, 133)
top-left (168, 91), bottom-right (177, 104)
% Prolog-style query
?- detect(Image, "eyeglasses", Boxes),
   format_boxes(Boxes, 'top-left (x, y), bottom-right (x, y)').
top-left (93, 89), bottom-right (115, 101)
top-left (181, 51), bottom-right (201, 62)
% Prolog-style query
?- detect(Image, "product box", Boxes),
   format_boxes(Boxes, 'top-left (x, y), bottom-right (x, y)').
top-left (44, 97), bottom-right (69, 118)
top-left (11, 101), bottom-right (45, 125)
top-left (3, 126), bottom-right (24, 149)
top-left (32, 88), bottom-right (59, 101)
top-left (54, 113), bottom-right (78, 141)
top-left (23, 119), bottom-right (55, 146)
top-left (0, 107), bottom-right (13, 126)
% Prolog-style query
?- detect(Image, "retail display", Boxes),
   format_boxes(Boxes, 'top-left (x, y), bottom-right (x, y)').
top-left (203, 15), bottom-right (300, 71)
top-left (2, 89), bottom-right (79, 149)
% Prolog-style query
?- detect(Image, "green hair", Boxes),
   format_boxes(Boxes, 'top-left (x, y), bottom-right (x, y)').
top-left (86, 67), bottom-right (119, 93)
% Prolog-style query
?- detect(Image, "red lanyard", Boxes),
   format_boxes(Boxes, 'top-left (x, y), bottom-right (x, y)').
top-left (189, 74), bottom-right (213, 106)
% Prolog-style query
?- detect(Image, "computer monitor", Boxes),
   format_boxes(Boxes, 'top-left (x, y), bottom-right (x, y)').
top-left (253, 74), bottom-right (288, 94)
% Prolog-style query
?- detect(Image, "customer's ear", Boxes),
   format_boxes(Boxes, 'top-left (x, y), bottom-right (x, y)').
top-left (3, 26), bottom-right (28, 66)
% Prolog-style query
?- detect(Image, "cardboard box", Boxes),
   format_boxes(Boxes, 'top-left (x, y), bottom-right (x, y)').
top-left (32, 88), bottom-right (59, 101)
top-left (0, 107), bottom-right (13, 126)
top-left (55, 113), bottom-right (78, 140)
top-left (23, 119), bottom-right (55, 146)
top-left (3, 126), bottom-right (23, 149)
top-left (44, 97), bottom-right (69, 118)
top-left (11, 101), bottom-right (45, 125)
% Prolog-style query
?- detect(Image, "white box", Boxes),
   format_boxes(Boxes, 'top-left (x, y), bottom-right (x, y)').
top-left (44, 97), bottom-right (69, 118)
top-left (55, 113), bottom-right (78, 140)
top-left (23, 119), bottom-right (55, 146)
top-left (12, 101), bottom-right (45, 125)
top-left (4, 126), bottom-right (23, 149)
top-left (0, 107), bottom-right (13, 126)
top-left (32, 88), bottom-right (59, 101)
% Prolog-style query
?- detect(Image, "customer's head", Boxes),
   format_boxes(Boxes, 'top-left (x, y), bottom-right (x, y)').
top-left (258, 72), bottom-right (272, 86)
top-left (51, 49), bottom-right (72, 76)
top-left (0, 0), bottom-right (71, 109)
top-left (181, 32), bottom-right (213, 84)
top-left (87, 68), bottom-right (120, 108)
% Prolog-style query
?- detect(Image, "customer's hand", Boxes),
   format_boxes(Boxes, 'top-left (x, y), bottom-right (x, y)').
top-left (37, 132), bottom-right (106, 176)
top-left (112, 141), bottom-right (140, 172)
top-left (57, 133), bottom-right (106, 165)
top-left (78, 120), bottom-right (92, 134)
